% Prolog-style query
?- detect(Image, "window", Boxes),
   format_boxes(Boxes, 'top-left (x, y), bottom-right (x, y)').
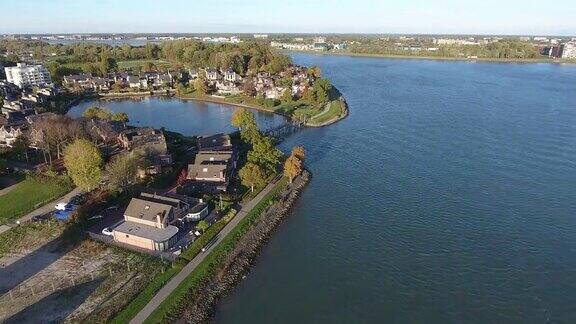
top-left (203, 168), bottom-right (208, 172)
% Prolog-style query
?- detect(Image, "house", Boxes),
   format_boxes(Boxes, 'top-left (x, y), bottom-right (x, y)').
top-left (63, 74), bottom-right (92, 89)
top-left (205, 68), bottom-right (221, 81)
top-left (112, 193), bottom-right (184, 251)
top-left (224, 69), bottom-right (241, 82)
top-left (118, 127), bottom-right (173, 174)
top-left (265, 87), bottom-right (287, 100)
top-left (197, 133), bottom-right (233, 152)
top-left (215, 80), bottom-right (241, 95)
top-left (186, 151), bottom-right (235, 191)
top-left (0, 125), bottom-right (23, 147)
top-left (188, 69), bottom-right (199, 80)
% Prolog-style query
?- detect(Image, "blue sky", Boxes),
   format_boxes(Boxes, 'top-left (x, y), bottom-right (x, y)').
top-left (2, 0), bottom-right (575, 35)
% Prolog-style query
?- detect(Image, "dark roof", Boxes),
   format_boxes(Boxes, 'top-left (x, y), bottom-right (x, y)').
top-left (187, 163), bottom-right (228, 180)
top-left (124, 197), bottom-right (173, 223)
top-left (197, 133), bottom-right (232, 151)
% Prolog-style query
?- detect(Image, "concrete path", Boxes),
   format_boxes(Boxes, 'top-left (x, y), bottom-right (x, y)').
top-left (0, 182), bottom-right (20, 197)
top-left (130, 177), bottom-right (282, 324)
top-left (0, 187), bottom-right (82, 236)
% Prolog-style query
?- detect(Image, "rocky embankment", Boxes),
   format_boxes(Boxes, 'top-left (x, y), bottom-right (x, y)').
top-left (177, 171), bottom-right (311, 323)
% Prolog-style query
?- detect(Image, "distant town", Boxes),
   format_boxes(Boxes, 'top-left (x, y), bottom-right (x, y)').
top-left (2, 33), bottom-right (576, 60)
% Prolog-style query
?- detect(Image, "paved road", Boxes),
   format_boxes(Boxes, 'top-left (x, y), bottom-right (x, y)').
top-left (0, 187), bottom-right (82, 235)
top-left (130, 177), bottom-right (281, 324)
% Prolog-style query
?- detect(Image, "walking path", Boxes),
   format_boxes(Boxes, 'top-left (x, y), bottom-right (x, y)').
top-left (130, 177), bottom-right (282, 324)
top-left (0, 187), bottom-right (82, 236)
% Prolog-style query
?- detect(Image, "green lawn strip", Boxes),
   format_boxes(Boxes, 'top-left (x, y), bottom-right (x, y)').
top-left (309, 100), bottom-right (343, 125)
top-left (0, 176), bottom-right (73, 225)
top-left (144, 178), bottom-right (288, 323)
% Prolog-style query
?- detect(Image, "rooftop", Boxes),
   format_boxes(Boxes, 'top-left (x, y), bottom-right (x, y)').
top-left (124, 197), bottom-right (173, 223)
top-left (114, 221), bottom-right (179, 242)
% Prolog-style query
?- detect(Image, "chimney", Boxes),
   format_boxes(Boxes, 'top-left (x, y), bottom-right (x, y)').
top-left (156, 212), bottom-right (163, 228)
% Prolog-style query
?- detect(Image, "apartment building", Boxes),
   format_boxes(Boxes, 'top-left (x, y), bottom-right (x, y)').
top-left (4, 63), bottom-right (52, 88)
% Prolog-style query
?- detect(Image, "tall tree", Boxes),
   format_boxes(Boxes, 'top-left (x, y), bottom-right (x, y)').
top-left (239, 162), bottom-right (266, 192)
top-left (248, 136), bottom-right (282, 175)
top-left (105, 151), bottom-right (145, 190)
top-left (64, 139), bottom-right (103, 191)
top-left (194, 74), bottom-right (209, 95)
top-left (291, 146), bottom-right (306, 162)
top-left (284, 154), bottom-right (303, 183)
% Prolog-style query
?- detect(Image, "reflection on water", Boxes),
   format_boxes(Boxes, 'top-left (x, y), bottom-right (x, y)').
top-left (67, 96), bottom-right (286, 136)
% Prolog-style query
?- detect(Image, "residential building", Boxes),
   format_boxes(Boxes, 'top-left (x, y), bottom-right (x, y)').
top-left (224, 69), bottom-right (241, 82)
top-left (197, 133), bottom-right (232, 152)
top-left (562, 42), bottom-right (576, 59)
top-left (187, 151), bottom-right (235, 191)
top-left (205, 68), bottom-right (221, 81)
top-left (4, 63), bottom-right (52, 88)
top-left (118, 127), bottom-right (173, 174)
top-left (112, 193), bottom-right (183, 251)
top-left (0, 125), bottom-right (23, 147)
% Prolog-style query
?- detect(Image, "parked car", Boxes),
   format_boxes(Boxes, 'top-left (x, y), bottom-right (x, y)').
top-left (87, 215), bottom-right (104, 221)
top-left (102, 227), bottom-right (114, 236)
top-left (55, 202), bottom-right (69, 211)
top-left (32, 213), bottom-right (53, 222)
top-left (69, 194), bottom-right (87, 206)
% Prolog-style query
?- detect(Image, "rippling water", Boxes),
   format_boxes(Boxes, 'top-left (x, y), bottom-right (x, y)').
top-left (212, 56), bottom-right (576, 323)
top-left (67, 96), bottom-right (286, 135)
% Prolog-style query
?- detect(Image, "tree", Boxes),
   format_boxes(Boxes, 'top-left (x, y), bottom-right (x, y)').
top-left (281, 88), bottom-right (293, 103)
top-left (196, 220), bottom-right (210, 233)
top-left (248, 136), bottom-right (282, 175)
top-left (64, 139), bottom-right (103, 191)
top-left (99, 52), bottom-right (118, 76)
top-left (239, 162), bottom-right (267, 192)
top-left (11, 136), bottom-right (30, 163)
top-left (241, 80), bottom-right (256, 97)
top-left (105, 151), bottom-right (144, 190)
top-left (194, 74), bottom-right (208, 95)
top-left (143, 61), bottom-right (156, 72)
top-left (231, 108), bottom-right (260, 144)
top-left (113, 112), bottom-right (129, 123)
top-left (291, 146), bottom-right (306, 162)
top-left (307, 66), bottom-right (322, 79)
top-left (284, 154), bottom-right (303, 183)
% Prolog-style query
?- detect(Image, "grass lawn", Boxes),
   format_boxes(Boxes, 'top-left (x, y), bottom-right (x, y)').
top-left (309, 100), bottom-right (344, 125)
top-left (0, 177), bottom-right (73, 225)
top-left (117, 59), bottom-right (171, 70)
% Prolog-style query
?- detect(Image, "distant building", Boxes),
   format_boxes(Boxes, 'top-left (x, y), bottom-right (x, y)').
top-left (4, 63), bottom-right (52, 88)
top-left (254, 34), bottom-right (269, 39)
top-left (561, 42), bottom-right (576, 59)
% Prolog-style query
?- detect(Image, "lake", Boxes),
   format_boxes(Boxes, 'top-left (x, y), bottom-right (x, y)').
top-left (67, 97), bottom-right (286, 136)
top-left (210, 55), bottom-right (576, 323)
top-left (67, 55), bottom-right (576, 323)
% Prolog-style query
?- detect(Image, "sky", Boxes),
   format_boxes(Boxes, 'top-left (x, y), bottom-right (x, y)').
top-left (1, 0), bottom-right (575, 36)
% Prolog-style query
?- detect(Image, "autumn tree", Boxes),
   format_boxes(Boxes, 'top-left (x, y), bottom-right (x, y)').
top-left (231, 108), bottom-right (260, 144)
top-left (284, 154), bottom-right (303, 183)
top-left (194, 74), bottom-right (209, 95)
top-left (291, 146), bottom-right (306, 162)
top-left (105, 151), bottom-right (145, 191)
top-left (64, 139), bottom-right (103, 191)
top-left (239, 162), bottom-right (267, 192)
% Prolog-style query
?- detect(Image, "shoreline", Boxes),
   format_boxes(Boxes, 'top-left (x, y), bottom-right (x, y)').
top-left (68, 90), bottom-right (349, 128)
top-left (176, 170), bottom-right (311, 323)
top-left (285, 49), bottom-right (576, 65)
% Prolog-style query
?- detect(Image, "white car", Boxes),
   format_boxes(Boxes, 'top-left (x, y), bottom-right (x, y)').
top-left (101, 227), bottom-right (114, 236)
top-left (55, 202), bottom-right (69, 211)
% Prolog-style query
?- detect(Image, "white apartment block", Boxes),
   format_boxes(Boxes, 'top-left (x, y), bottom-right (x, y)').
top-left (561, 42), bottom-right (576, 59)
top-left (4, 63), bottom-right (52, 88)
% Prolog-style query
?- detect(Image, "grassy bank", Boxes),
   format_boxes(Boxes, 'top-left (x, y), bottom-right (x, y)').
top-left (144, 177), bottom-right (288, 323)
top-left (0, 175), bottom-right (74, 224)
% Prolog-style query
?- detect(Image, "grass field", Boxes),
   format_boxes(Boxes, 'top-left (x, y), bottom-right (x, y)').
top-left (0, 176), bottom-right (73, 225)
top-left (309, 100), bottom-right (345, 125)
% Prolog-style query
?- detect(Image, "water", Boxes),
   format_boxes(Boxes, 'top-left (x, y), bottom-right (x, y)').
top-left (67, 97), bottom-right (286, 136)
top-left (211, 55), bottom-right (576, 323)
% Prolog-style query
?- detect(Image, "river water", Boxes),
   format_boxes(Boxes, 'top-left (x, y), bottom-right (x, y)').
top-left (68, 55), bottom-right (576, 323)
top-left (212, 55), bottom-right (576, 323)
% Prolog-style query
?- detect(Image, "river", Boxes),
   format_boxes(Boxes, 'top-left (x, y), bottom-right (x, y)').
top-left (212, 55), bottom-right (576, 323)
top-left (68, 55), bottom-right (576, 322)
